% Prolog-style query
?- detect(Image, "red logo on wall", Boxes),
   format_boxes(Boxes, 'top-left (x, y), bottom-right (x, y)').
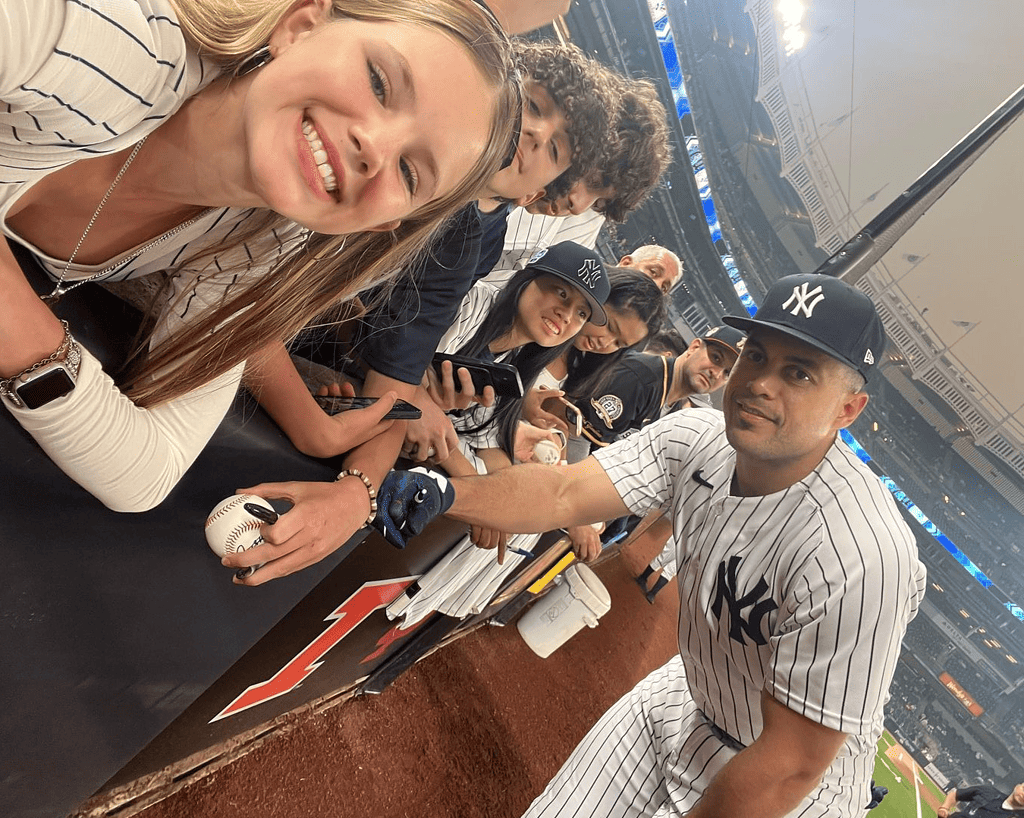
top-left (211, 578), bottom-right (416, 722)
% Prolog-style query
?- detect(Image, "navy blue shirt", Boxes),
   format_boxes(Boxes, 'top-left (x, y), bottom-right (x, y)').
top-left (577, 352), bottom-right (675, 444)
top-left (355, 205), bottom-right (483, 384)
top-left (352, 202), bottom-right (514, 385)
top-left (473, 201), bottom-right (513, 282)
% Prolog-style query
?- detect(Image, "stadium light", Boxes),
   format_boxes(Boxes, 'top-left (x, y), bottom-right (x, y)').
top-left (776, 0), bottom-right (807, 56)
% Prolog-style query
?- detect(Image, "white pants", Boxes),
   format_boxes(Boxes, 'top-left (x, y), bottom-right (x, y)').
top-left (648, 538), bottom-right (678, 580)
top-left (522, 656), bottom-right (739, 818)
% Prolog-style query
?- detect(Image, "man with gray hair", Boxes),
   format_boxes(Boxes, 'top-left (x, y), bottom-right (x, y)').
top-left (619, 244), bottom-right (682, 294)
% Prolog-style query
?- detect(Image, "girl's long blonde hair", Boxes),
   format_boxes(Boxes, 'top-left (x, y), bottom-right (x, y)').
top-left (129, 0), bottom-right (520, 407)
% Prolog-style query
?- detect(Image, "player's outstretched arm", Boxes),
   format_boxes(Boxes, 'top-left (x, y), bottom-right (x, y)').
top-left (375, 456), bottom-right (629, 551)
top-left (686, 690), bottom-right (847, 818)
top-left (452, 457), bottom-right (627, 534)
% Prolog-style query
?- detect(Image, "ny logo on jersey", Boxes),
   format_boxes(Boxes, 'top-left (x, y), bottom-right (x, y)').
top-left (710, 556), bottom-right (778, 646)
top-left (576, 258), bottom-right (602, 289)
top-left (781, 282), bottom-right (825, 318)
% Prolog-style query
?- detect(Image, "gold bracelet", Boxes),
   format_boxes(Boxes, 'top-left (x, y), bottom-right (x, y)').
top-left (335, 468), bottom-right (378, 526)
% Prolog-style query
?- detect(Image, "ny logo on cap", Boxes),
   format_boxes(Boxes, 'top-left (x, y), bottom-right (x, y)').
top-left (782, 282), bottom-right (825, 319)
top-left (577, 258), bottom-right (602, 289)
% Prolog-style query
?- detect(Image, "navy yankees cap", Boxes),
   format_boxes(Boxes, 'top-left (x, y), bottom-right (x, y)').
top-left (526, 241), bottom-right (610, 326)
top-left (723, 274), bottom-right (886, 381)
top-left (701, 324), bottom-right (745, 357)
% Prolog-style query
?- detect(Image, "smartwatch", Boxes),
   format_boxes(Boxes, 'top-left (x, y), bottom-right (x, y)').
top-left (11, 361), bottom-right (78, 409)
top-left (1, 323), bottom-right (81, 410)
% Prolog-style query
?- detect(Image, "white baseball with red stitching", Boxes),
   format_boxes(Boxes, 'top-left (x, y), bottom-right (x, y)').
top-left (204, 494), bottom-right (275, 557)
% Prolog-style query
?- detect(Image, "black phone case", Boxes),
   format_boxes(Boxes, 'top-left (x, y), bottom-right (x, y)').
top-left (431, 353), bottom-right (524, 399)
top-left (314, 395), bottom-right (422, 421)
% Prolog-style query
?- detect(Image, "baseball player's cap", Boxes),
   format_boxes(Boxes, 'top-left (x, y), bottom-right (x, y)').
top-left (525, 241), bottom-right (610, 326)
top-left (701, 325), bottom-right (745, 357)
top-left (723, 273), bottom-right (886, 382)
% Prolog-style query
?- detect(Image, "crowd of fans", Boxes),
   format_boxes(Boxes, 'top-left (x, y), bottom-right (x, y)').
top-left (1, 0), bottom-right (721, 595)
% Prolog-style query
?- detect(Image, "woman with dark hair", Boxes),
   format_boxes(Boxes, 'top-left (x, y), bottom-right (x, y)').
top-left (521, 267), bottom-right (665, 433)
top-left (425, 241), bottom-right (610, 471)
top-left (385, 242), bottom-right (612, 627)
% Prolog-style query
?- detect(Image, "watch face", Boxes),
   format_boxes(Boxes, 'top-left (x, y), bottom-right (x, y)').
top-left (16, 366), bottom-right (75, 409)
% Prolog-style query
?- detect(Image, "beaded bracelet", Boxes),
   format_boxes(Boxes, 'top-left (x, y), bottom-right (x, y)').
top-left (335, 468), bottom-right (378, 526)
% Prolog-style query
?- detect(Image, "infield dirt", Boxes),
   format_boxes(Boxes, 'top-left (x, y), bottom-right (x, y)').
top-left (882, 735), bottom-right (943, 812)
top-left (137, 538), bottom-right (681, 817)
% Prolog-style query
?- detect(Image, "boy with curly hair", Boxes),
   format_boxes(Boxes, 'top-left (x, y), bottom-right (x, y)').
top-left (495, 73), bottom-right (672, 274)
top-left (470, 40), bottom-right (619, 275)
top-left (537, 74), bottom-right (671, 221)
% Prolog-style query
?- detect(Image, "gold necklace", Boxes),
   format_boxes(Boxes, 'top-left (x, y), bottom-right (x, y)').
top-left (42, 137), bottom-right (210, 304)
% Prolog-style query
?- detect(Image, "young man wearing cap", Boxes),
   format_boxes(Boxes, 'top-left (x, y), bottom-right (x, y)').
top-left (576, 324), bottom-right (745, 448)
top-left (373, 274), bottom-right (927, 818)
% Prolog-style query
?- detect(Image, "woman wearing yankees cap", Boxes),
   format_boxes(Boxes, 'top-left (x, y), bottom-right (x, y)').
top-left (381, 241), bottom-right (615, 625)
top-left (419, 241), bottom-right (611, 492)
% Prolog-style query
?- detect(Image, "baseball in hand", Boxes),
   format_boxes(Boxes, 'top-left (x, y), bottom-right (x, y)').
top-left (533, 438), bottom-right (562, 465)
top-left (205, 494), bottom-right (275, 558)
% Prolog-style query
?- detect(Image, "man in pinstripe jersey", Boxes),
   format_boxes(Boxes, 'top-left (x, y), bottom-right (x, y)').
top-left (378, 273), bottom-right (927, 817)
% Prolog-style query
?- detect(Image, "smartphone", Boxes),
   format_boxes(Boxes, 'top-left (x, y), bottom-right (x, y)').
top-left (315, 394), bottom-right (422, 421)
top-left (431, 353), bottom-right (524, 400)
top-left (561, 400), bottom-right (584, 437)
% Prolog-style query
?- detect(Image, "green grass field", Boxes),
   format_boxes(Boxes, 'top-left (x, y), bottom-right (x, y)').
top-left (870, 731), bottom-right (943, 817)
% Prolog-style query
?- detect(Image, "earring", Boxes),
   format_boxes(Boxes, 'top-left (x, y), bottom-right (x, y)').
top-left (235, 45), bottom-right (272, 77)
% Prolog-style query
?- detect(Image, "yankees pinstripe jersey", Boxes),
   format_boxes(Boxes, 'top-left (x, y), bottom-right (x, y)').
top-left (436, 280), bottom-right (503, 359)
top-left (434, 281), bottom-right (511, 450)
top-left (485, 208), bottom-right (605, 283)
top-left (592, 407), bottom-right (926, 814)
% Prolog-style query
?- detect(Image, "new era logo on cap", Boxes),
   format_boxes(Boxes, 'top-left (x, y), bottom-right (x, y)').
top-left (722, 274), bottom-right (887, 381)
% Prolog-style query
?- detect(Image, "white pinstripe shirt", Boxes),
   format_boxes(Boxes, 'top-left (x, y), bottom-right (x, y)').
top-left (595, 408), bottom-right (927, 811)
top-left (435, 280), bottom-right (509, 450)
top-left (482, 207), bottom-right (606, 285)
top-left (1, 0), bottom-right (304, 511)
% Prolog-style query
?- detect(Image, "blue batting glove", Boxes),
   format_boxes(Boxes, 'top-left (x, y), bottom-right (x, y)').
top-left (373, 467), bottom-right (455, 549)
